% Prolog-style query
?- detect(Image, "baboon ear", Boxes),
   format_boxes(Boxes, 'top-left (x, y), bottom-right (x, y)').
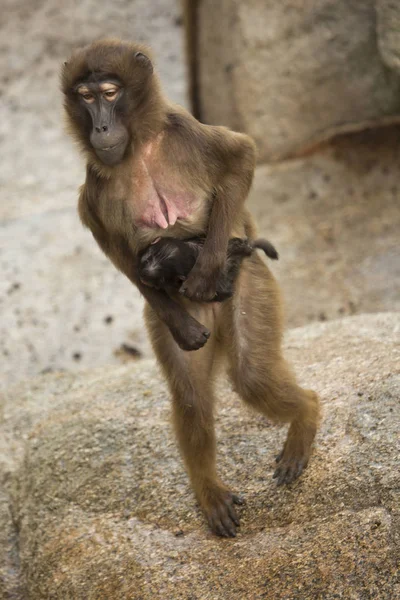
top-left (134, 51), bottom-right (153, 73)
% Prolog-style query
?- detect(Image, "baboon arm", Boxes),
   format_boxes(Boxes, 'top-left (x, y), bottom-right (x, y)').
top-left (181, 135), bottom-right (256, 302)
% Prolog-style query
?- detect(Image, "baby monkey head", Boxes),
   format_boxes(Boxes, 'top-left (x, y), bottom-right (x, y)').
top-left (138, 239), bottom-right (192, 290)
top-left (62, 39), bottom-right (157, 166)
top-left (138, 246), bottom-right (166, 288)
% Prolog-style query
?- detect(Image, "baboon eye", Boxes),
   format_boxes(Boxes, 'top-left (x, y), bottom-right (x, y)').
top-left (81, 93), bottom-right (94, 103)
top-left (104, 89), bottom-right (118, 101)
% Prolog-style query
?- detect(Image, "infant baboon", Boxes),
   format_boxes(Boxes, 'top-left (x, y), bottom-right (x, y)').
top-left (138, 236), bottom-right (278, 300)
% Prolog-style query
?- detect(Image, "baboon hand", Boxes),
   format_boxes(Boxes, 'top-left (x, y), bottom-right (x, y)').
top-left (180, 262), bottom-right (223, 302)
top-left (170, 315), bottom-right (210, 351)
top-left (228, 237), bottom-right (253, 256)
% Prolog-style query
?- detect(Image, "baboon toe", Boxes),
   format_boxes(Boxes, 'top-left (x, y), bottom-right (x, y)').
top-left (273, 457), bottom-right (307, 486)
top-left (204, 491), bottom-right (244, 538)
top-left (273, 437), bottom-right (311, 485)
top-left (273, 411), bottom-right (317, 485)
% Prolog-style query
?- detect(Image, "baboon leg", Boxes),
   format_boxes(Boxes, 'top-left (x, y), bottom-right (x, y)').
top-left (144, 302), bottom-right (242, 537)
top-left (223, 255), bottom-right (320, 485)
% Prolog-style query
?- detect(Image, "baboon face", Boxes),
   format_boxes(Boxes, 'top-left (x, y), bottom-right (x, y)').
top-left (62, 42), bottom-right (154, 166)
top-left (73, 76), bottom-right (129, 165)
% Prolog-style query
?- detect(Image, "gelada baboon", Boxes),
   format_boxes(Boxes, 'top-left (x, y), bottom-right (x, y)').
top-left (61, 39), bottom-right (320, 537)
top-left (138, 236), bottom-right (279, 301)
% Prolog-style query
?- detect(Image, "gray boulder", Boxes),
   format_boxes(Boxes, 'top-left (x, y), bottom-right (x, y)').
top-left (1, 313), bottom-right (399, 598)
top-left (198, 0), bottom-right (400, 162)
top-left (0, 209), bottom-right (149, 389)
top-left (249, 128), bottom-right (400, 327)
top-left (377, 0), bottom-right (400, 72)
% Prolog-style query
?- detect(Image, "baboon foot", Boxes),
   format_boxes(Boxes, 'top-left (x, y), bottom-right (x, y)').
top-left (273, 427), bottom-right (315, 486)
top-left (201, 485), bottom-right (244, 538)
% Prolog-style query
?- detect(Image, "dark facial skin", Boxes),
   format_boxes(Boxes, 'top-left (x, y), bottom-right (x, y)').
top-left (75, 78), bottom-right (129, 165)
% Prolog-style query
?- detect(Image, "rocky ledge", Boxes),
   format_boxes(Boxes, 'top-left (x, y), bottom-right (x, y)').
top-left (0, 313), bottom-right (399, 599)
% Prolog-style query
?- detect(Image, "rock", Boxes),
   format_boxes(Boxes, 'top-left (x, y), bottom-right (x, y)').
top-left (0, 208), bottom-right (150, 389)
top-left (197, 0), bottom-right (400, 162)
top-left (377, 0), bottom-right (400, 72)
top-left (1, 313), bottom-right (399, 598)
top-left (249, 128), bottom-right (400, 327)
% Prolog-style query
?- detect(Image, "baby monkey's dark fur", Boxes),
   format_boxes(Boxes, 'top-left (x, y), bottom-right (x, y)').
top-left (138, 236), bottom-right (279, 301)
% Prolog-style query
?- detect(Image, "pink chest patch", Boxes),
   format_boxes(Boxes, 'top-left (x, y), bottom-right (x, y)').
top-left (131, 141), bottom-right (195, 230)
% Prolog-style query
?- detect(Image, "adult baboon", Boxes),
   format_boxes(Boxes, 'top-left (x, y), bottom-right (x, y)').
top-left (62, 39), bottom-right (320, 537)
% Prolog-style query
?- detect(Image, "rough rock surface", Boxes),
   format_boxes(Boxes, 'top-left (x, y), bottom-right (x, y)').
top-left (250, 128), bottom-right (400, 327)
top-left (1, 314), bottom-right (399, 598)
top-left (376, 0), bottom-right (400, 72)
top-left (0, 210), bottom-right (150, 390)
top-left (0, 0), bottom-right (186, 388)
top-left (198, 0), bottom-right (400, 162)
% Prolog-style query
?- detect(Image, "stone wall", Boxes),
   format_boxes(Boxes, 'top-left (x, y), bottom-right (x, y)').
top-left (194, 0), bottom-right (400, 327)
top-left (197, 0), bottom-right (400, 162)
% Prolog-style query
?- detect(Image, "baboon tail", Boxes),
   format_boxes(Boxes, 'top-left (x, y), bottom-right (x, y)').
top-left (252, 238), bottom-right (279, 260)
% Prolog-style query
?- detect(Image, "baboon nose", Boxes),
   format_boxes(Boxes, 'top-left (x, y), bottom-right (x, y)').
top-left (95, 125), bottom-right (108, 133)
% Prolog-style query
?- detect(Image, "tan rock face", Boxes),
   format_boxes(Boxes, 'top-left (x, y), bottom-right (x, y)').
top-left (377, 0), bottom-right (400, 71)
top-left (198, 0), bottom-right (400, 162)
top-left (1, 314), bottom-right (399, 598)
top-left (249, 128), bottom-right (400, 327)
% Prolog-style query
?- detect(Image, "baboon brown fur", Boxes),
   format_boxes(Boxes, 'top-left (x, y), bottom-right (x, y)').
top-left (61, 39), bottom-right (320, 538)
